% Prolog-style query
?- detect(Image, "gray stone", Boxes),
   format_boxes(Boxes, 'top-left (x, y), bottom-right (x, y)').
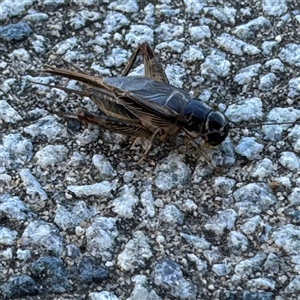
top-left (259, 73), bottom-right (277, 91)
top-left (262, 107), bottom-right (300, 141)
top-left (159, 204), bottom-right (184, 225)
top-left (285, 275), bottom-right (300, 294)
top-left (234, 16), bottom-right (271, 40)
top-left (127, 275), bottom-right (161, 300)
top-left (246, 277), bottom-right (276, 290)
top-left (155, 154), bottom-right (191, 191)
top-left (227, 231), bottom-right (249, 254)
top-left (234, 64), bottom-right (262, 85)
top-left (19, 168), bottom-right (48, 202)
top-left (240, 215), bottom-right (263, 235)
top-left (189, 25), bottom-right (211, 41)
top-left (0, 22), bottom-right (32, 42)
top-left (103, 12), bottom-right (129, 33)
top-left (225, 97), bottom-right (263, 123)
top-left (0, 227), bottom-right (18, 245)
top-left (117, 231), bottom-right (153, 271)
top-left (235, 137), bottom-right (264, 160)
top-left (272, 225), bottom-right (300, 255)
top-left (262, 0), bottom-right (287, 16)
top-left (86, 217), bottom-right (118, 259)
top-left (92, 154), bottom-right (116, 178)
top-left (212, 263), bottom-right (231, 276)
top-left (215, 33), bottom-right (261, 56)
top-left (180, 233), bottom-right (211, 250)
top-left (19, 221), bottom-right (64, 256)
top-left (154, 23), bottom-right (184, 41)
top-left (182, 46), bottom-right (204, 63)
top-left (200, 51), bottom-right (231, 80)
top-left (233, 183), bottom-right (277, 216)
top-left (279, 43), bottom-right (300, 67)
top-left (288, 77), bottom-right (300, 98)
top-left (204, 209), bottom-right (237, 235)
top-left (0, 275), bottom-right (39, 299)
top-left (140, 183), bottom-right (155, 217)
top-left (108, 0), bottom-right (138, 13)
top-left (24, 115), bottom-right (68, 142)
top-left (67, 181), bottom-right (115, 198)
top-left (0, 133), bottom-right (33, 172)
top-left (0, 194), bottom-right (35, 221)
top-left (279, 151), bottom-right (300, 171)
top-left (125, 25), bottom-right (154, 47)
top-left (34, 145), bottom-right (69, 168)
top-left (89, 291), bottom-right (120, 300)
top-left (252, 158), bottom-right (274, 179)
top-left (265, 58), bottom-right (285, 72)
top-left (153, 258), bottom-right (198, 299)
top-left (54, 201), bottom-right (96, 230)
top-left (234, 253), bottom-right (266, 279)
top-left (112, 185), bottom-right (139, 218)
top-left (0, 100), bottom-right (23, 123)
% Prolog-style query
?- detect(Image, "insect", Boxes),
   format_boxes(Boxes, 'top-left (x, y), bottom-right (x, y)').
top-left (41, 42), bottom-right (229, 163)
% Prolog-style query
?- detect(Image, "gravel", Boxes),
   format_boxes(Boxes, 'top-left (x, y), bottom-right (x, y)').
top-left (1, 0), bottom-right (300, 299)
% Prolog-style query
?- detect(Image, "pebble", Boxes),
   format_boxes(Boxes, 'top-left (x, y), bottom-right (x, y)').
top-left (117, 231), bottom-right (153, 271)
top-left (19, 221), bottom-right (64, 257)
top-left (0, 275), bottom-right (40, 299)
top-left (24, 115), bottom-right (68, 142)
top-left (111, 185), bottom-right (139, 218)
top-left (34, 145), bottom-right (69, 168)
top-left (200, 51), bottom-right (231, 80)
top-left (0, 100), bottom-right (23, 124)
top-left (159, 204), bottom-right (184, 225)
top-left (0, 194), bottom-right (35, 221)
top-left (67, 181), bottom-right (115, 198)
top-left (127, 275), bottom-right (161, 300)
top-left (154, 154), bottom-right (191, 191)
top-left (215, 33), bottom-right (261, 56)
top-left (153, 258), bottom-right (198, 299)
top-left (279, 43), bottom-right (300, 67)
top-left (0, 22), bottom-right (32, 42)
top-left (86, 217), bottom-right (118, 260)
top-left (235, 137), bottom-right (264, 160)
top-left (19, 168), bottom-right (48, 202)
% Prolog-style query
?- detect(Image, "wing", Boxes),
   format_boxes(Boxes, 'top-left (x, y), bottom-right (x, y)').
top-left (105, 77), bottom-right (192, 122)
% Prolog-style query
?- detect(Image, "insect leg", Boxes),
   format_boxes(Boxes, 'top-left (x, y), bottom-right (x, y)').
top-left (76, 110), bottom-right (153, 138)
top-left (137, 127), bottom-right (162, 164)
top-left (121, 42), bottom-right (169, 83)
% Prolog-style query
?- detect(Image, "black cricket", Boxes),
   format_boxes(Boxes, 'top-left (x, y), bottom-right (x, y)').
top-left (42, 42), bottom-right (229, 162)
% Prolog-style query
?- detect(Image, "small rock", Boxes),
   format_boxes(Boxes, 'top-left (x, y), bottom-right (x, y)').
top-left (0, 275), bottom-right (39, 299)
top-left (153, 258), bottom-right (198, 299)
top-left (0, 22), bottom-right (32, 42)
top-left (19, 168), bottom-right (48, 202)
top-left (127, 275), bottom-right (161, 300)
top-left (19, 221), bottom-right (64, 256)
top-left (78, 256), bottom-right (109, 283)
top-left (67, 181), bottom-right (115, 198)
top-left (0, 227), bottom-right (18, 246)
top-left (159, 204), bottom-right (184, 225)
top-left (34, 145), bottom-right (69, 168)
top-left (117, 231), bottom-right (153, 271)
top-left (92, 154), bottom-right (116, 178)
top-left (0, 100), bottom-right (23, 123)
top-left (111, 185), bottom-right (139, 218)
top-left (30, 256), bottom-right (72, 293)
top-left (235, 137), bottom-right (264, 160)
top-left (86, 217), bottom-right (118, 260)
